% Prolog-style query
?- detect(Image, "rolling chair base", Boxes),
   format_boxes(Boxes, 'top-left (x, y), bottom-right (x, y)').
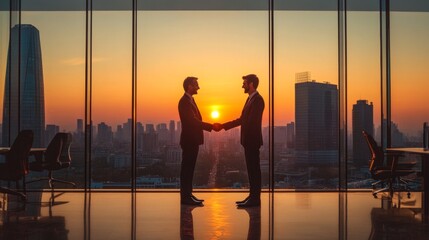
top-left (27, 177), bottom-right (76, 189)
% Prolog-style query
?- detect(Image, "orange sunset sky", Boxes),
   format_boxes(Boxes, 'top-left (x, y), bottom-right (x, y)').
top-left (0, 10), bottom-right (428, 135)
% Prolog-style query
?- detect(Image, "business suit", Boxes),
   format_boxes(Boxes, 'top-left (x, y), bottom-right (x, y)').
top-left (178, 93), bottom-right (212, 200)
top-left (223, 92), bottom-right (265, 199)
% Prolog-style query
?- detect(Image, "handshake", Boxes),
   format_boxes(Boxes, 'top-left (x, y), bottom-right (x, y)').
top-left (212, 123), bottom-right (224, 132)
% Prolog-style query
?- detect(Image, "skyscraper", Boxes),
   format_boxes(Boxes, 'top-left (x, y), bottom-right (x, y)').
top-left (295, 80), bottom-right (338, 165)
top-left (2, 24), bottom-right (45, 147)
top-left (169, 120), bottom-right (175, 144)
top-left (77, 119), bottom-right (84, 134)
top-left (156, 123), bottom-right (169, 145)
top-left (286, 122), bottom-right (295, 149)
top-left (352, 100), bottom-right (374, 167)
top-left (97, 122), bottom-right (113, 145)
top-left (146, 124), bottom-right (155, 133)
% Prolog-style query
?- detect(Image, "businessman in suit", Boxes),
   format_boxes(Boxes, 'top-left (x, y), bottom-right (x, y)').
top-left (214, 74), bottom-right (265, 207)
top-left (179, 76), bottom-right (213, 206)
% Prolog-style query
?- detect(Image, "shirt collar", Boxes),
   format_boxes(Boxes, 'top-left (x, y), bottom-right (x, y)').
top-left (185, 92), bottom-right (193, 99)
top-left (248, 91), bottom-right (258, 101)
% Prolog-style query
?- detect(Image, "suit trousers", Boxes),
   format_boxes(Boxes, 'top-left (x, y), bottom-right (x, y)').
top-left (180, 144), bottom-right (199, 198)
top-left (244, 146), bottom-right (261, 198)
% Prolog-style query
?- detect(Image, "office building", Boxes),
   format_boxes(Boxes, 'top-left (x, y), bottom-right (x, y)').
top-left (286, 122), bottom-right (295, 149)
top-left (169, 120), bottom-right (175, 144)
top-left (156, 123), bottom-right (169, 145)
top-left (97, 122), bottom-right (113, 146)
top-left (77, 119), bottom-right (83, 134)
top-left (352, 100), bottom-right (374, 167)
top-left (2, 24), bottom-right (45, 147)
top-left (295, 79), bottom-right (338, 165)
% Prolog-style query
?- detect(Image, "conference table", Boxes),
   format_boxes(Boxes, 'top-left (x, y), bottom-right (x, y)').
top-left (0, 147), bottom-right (47, 173)
top-left (0, 147), bottom-right (46, 160)
top-left (386, 147), bottom-right (429, 219)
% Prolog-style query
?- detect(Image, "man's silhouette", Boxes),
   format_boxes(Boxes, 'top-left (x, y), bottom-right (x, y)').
top-left (178, 77), bottom-right (213, 205)
top-left (214, 74), bottom-right (265, 207)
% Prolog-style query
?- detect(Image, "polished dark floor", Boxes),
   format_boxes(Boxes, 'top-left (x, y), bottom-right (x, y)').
top-left (1, 191), bottom-right (428, 239)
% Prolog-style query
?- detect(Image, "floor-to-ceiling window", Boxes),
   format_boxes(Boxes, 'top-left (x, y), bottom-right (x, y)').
top-left (273, 1), bottom-right (341, 238)
top-left (274, 0), bottom-right (339, 190)
top-left (136, 2), bottom-right (269, 191)
top-left (91, 1), bottom-right (133, 190)
top-left (346, 0), bottom-right (381, 190)
top-left (390, 2), bottom-right (429, 148)
top-left (0, 2), bottom-right (9, 144)
top-left (1, 0), bottom-right (86, 189)
top-left (389, 0), bottom-right (429, 191)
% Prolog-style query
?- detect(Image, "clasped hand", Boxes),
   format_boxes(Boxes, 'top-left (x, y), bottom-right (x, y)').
top-left (213, 123), bottom-right (223, 132)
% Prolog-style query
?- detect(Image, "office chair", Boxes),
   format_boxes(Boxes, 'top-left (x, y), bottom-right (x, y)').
top-left (27, 132), bottom-right (76, 189)
top-left (362, 130), bottom-right (414, 198)
top-left (0, 130), bottom-right (34, 200)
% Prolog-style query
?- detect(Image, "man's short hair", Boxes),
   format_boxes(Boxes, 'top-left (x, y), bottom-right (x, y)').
top-left (242, 74), bottom-right (259, 89)
top-left (183, 76), bottom-right (198, 91)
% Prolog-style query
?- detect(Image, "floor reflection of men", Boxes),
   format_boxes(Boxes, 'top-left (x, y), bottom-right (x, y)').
top-left (180, 204), bottom-right (261, 240)
top-left (180, 205), bottom-right (200, 240)
top-left (243, 207), bottom-right (261, 240)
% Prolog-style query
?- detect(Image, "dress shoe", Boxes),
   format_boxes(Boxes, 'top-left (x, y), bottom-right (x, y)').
top-left (236, 196), bottom-right (250, 204)
top-left (181, 197), bottom-right (204, 206)
top-left (191, 194), bottom-right (204, 202)
top-left (236, 198), bottom-right (260, 208)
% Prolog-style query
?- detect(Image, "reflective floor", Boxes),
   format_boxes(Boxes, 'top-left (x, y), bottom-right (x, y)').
top-left (1, 191), bottom-right (428, 239)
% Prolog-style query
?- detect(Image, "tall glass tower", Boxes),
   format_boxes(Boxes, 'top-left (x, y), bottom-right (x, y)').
top-left (2, 24), bottom-right (45, 147)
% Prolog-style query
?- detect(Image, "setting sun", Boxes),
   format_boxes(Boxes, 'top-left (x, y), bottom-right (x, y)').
top-left (211, 110), bottom-right (220, 119)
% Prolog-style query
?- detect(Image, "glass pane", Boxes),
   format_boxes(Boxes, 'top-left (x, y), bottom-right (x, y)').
top-left (346, 1), bottom-right (381, 190)
top-left (91, 1), bottom-right (133, 189)
top-left (0, 3), bottom-right (9, 146)
top-left (10, 1), bottom-right (86, 189)
top-left (391, 5), bottom-right (429, 147)
top-left (136, 7), bottom-right (269, 190)
top-left (1, 2), bottom-right (19, 147)
top-left (274, 2), bottom-right (339, 189)
top-left (390, 0), bottom-right (429, 190)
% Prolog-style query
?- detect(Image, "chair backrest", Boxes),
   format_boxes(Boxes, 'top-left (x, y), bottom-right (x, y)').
top-left (362, 130), bottom-right (384, 172)
top-left (7, 130), bottom-right (34, 176)
top-left (59, 133), bottom-right (72, 164)
top-left (44, 133), bottom-right (64, 165)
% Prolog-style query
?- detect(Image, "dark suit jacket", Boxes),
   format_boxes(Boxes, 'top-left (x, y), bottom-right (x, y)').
top-left (223, 92), bottom-right (265, 148)
top-left (179, 93), bottom-right (212, 147)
